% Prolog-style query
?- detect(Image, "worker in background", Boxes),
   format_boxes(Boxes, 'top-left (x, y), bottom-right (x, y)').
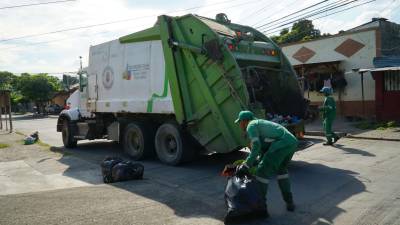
top-left (235, 111), bottom-right (298, 217)
top-left (320, 87), bottom-right (340, 145)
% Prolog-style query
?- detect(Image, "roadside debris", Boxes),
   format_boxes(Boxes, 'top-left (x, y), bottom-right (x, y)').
top-left (101, 156), bottom-right (144, 183)
top-left (24, 131), bottom-right (39, 145)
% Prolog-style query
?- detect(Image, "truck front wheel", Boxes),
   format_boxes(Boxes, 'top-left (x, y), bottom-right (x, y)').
top-left (155, 122), bottom-right (194, 166)
top-left (123, 122), bottom-right (154, 160)
top-left (62, 120), bottom-right (77, 148)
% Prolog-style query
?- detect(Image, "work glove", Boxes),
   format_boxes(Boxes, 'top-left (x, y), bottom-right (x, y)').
top-left (236, 163), bottom-right (250, 178)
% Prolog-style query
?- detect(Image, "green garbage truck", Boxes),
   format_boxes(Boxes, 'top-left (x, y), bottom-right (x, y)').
top-left (57, 13), bottom-right (307, 165)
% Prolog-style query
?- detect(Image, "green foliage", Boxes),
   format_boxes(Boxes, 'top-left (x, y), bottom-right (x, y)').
top-left (0, 71), bottom-right (16, 90)
top-left (271, 20), bottom-right (330, 45)
top-left (16, 73), bottom-right (62, 103)
top-left (354, 120), bottom-right (398, 130)
top-left (387, 121), bottom-right (397, 128)
top-left (0, 143), bottom-right (10, 149)
top-left (0, 71), bottom-right (62, 106)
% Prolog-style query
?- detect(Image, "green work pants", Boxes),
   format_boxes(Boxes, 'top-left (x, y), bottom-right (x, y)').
top-left (323, 117), bottom-right (338, 143)
top-left (255, 139), bottom-right (297, 204)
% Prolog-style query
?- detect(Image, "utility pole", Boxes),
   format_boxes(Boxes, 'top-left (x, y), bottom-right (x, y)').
top-left (79, 56), bottom-right (83, 71)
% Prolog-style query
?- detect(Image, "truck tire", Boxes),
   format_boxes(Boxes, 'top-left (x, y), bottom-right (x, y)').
top-left (155, 122), bottom-right (194, 166)
top-left (122, 122), bottom-right (154, 160)
top-left (62, 120), bottom-right (77, 148)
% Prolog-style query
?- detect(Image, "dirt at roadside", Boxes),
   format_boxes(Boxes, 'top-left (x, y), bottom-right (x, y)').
top-left (0, 132), bottom-right (62, 162)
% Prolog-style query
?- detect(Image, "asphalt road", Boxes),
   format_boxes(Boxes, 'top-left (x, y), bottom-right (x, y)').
top-left (2, 115), bottom-right (400, 225)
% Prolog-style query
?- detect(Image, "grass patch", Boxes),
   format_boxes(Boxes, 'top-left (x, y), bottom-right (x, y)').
top-left (0, 143), bottom-right (10, 149)
top-left (354, 120), bottom-right (398, 130)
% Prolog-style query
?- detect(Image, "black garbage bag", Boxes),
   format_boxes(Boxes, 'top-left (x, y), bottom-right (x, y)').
top-left (111, 161), bottom-right (144, 182)
top-left (224, 175), bottom-right (267, 223)
top-left (101, 156), bottom-right (123, 183)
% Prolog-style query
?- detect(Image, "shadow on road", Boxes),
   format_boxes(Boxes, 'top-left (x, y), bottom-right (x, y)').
top-left (49, 141), bottom-right (366, 224)
top-left (332, 144), bottom-right (376, 157)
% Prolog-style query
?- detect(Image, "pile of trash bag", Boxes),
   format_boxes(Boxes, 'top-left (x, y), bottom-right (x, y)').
top-left (24, 131), bottom-right (39, 145)
top-left (266, 113), bottom-right (301, 126)
top-left (101, 156), bottom-right (144, 183)
top-left (222, 164), bottom-right (267, 224)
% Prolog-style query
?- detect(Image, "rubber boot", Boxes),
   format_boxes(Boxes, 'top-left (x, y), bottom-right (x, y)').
top-left (278, 177), bottom-right (295, 212)
top-left (255, 179), bottom-right (270, 218)
top-left (333, 134), bottom-right (340, 143)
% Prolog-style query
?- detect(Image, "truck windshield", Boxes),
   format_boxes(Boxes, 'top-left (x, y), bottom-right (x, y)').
top-left (80, 72), bottom-right (88, 92)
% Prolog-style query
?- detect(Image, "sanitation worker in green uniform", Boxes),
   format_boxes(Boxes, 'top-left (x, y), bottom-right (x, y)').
top-left (235, 111), bottom-right (298, 216)
top-left (320, 87), bottom-right (340, 145)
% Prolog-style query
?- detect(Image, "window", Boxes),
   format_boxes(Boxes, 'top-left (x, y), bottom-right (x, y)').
top-left (79, 72), bottom-right (88, 92)
top-left (384, 70), bottom-right (400, 91)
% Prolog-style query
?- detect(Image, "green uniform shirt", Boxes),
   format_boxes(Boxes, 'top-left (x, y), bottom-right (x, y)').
top-left (322, 96), bottom-right (336, 119)
top-left (245, 119), bottom-right (295, 167)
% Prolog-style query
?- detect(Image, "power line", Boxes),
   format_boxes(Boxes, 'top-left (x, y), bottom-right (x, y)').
top-left (258, 0), bottom-right (351, 29)
top-left (0, 0), bottom-right (267, 53)
top-left (198, 0), bottom-right (264, 17)
top-left (255, 0), bottom-right (329, 29)
top-left (0, 31), bottom-right (112, 50)
top-left (264, 0), bottom-right (376, 36)
top-left (239, 0), bottom-right (275, 23)
top-left (260, 0), bottom-right (360, 32)
top-left (250, 0), bottom-right (298, 26)
top-left (261, 0), bottom-right (361, 33)
top-left (0, 0), bottom-right (247, 43)
top-left (0, 0), bottom-right (76, 10)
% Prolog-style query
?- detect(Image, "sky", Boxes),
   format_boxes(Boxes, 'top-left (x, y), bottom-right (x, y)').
top-left (0, 0), bottom-right (399, 77)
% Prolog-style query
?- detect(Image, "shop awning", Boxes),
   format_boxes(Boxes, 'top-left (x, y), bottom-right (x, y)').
top-left (293, 60), bottom-right (342, 68)
top-left (358, 67), bottom-right (400, 73)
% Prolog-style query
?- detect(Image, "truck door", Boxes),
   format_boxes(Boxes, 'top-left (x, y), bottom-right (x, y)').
top-left (86, 70), bottom-right (97, 112)
top-left (78, 71), bottom-right (91, 117)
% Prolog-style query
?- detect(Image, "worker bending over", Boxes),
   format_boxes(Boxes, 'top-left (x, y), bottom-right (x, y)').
top-left (235, 110), bottom-right (298, 217)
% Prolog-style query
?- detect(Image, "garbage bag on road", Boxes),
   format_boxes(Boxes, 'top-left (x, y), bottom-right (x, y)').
top-left (24, 131), bottom-right (39, 145)
top-left (101, 156), bottom-right (123, 183)
top-left (112, 161), bottom-right (144, 182)
top-left (224, 175), bottom-right (267, 223)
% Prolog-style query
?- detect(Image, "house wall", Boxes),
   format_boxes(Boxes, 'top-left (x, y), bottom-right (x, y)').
top-left (52, 93), bottom-right (69, 106)
top-left (281, 29), bottom-right (378, 117)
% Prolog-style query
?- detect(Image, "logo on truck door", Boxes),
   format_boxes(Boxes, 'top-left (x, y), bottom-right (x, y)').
top-left (102, 66), bottom-right (114, 89)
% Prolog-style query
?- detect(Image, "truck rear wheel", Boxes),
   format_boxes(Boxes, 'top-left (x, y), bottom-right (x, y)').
top-left (155, 122), bottom-right (194, 166)
top-left (122, 122), bottom-right (154, 160)
top-left (62, 120), bottom-right (77, 148)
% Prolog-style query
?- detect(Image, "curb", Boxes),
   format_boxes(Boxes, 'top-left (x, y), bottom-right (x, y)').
top-left (305, 131), bottom-right (347, 137)
top-left (345, 135), bottom-right (400, 142)
top-left (305, 131), bottom-right (400, 142)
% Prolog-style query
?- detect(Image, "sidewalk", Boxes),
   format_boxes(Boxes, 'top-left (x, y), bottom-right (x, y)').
top-left (305, 117), bottom-right (400, 141)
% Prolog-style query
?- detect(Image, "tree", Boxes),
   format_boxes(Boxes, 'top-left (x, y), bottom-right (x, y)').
top-left (0, 71), bottom-right (16, 90)
top-left (270, 20), bottom-right (330, 45)
top-left (16, 73), bottom-right (62, 113)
